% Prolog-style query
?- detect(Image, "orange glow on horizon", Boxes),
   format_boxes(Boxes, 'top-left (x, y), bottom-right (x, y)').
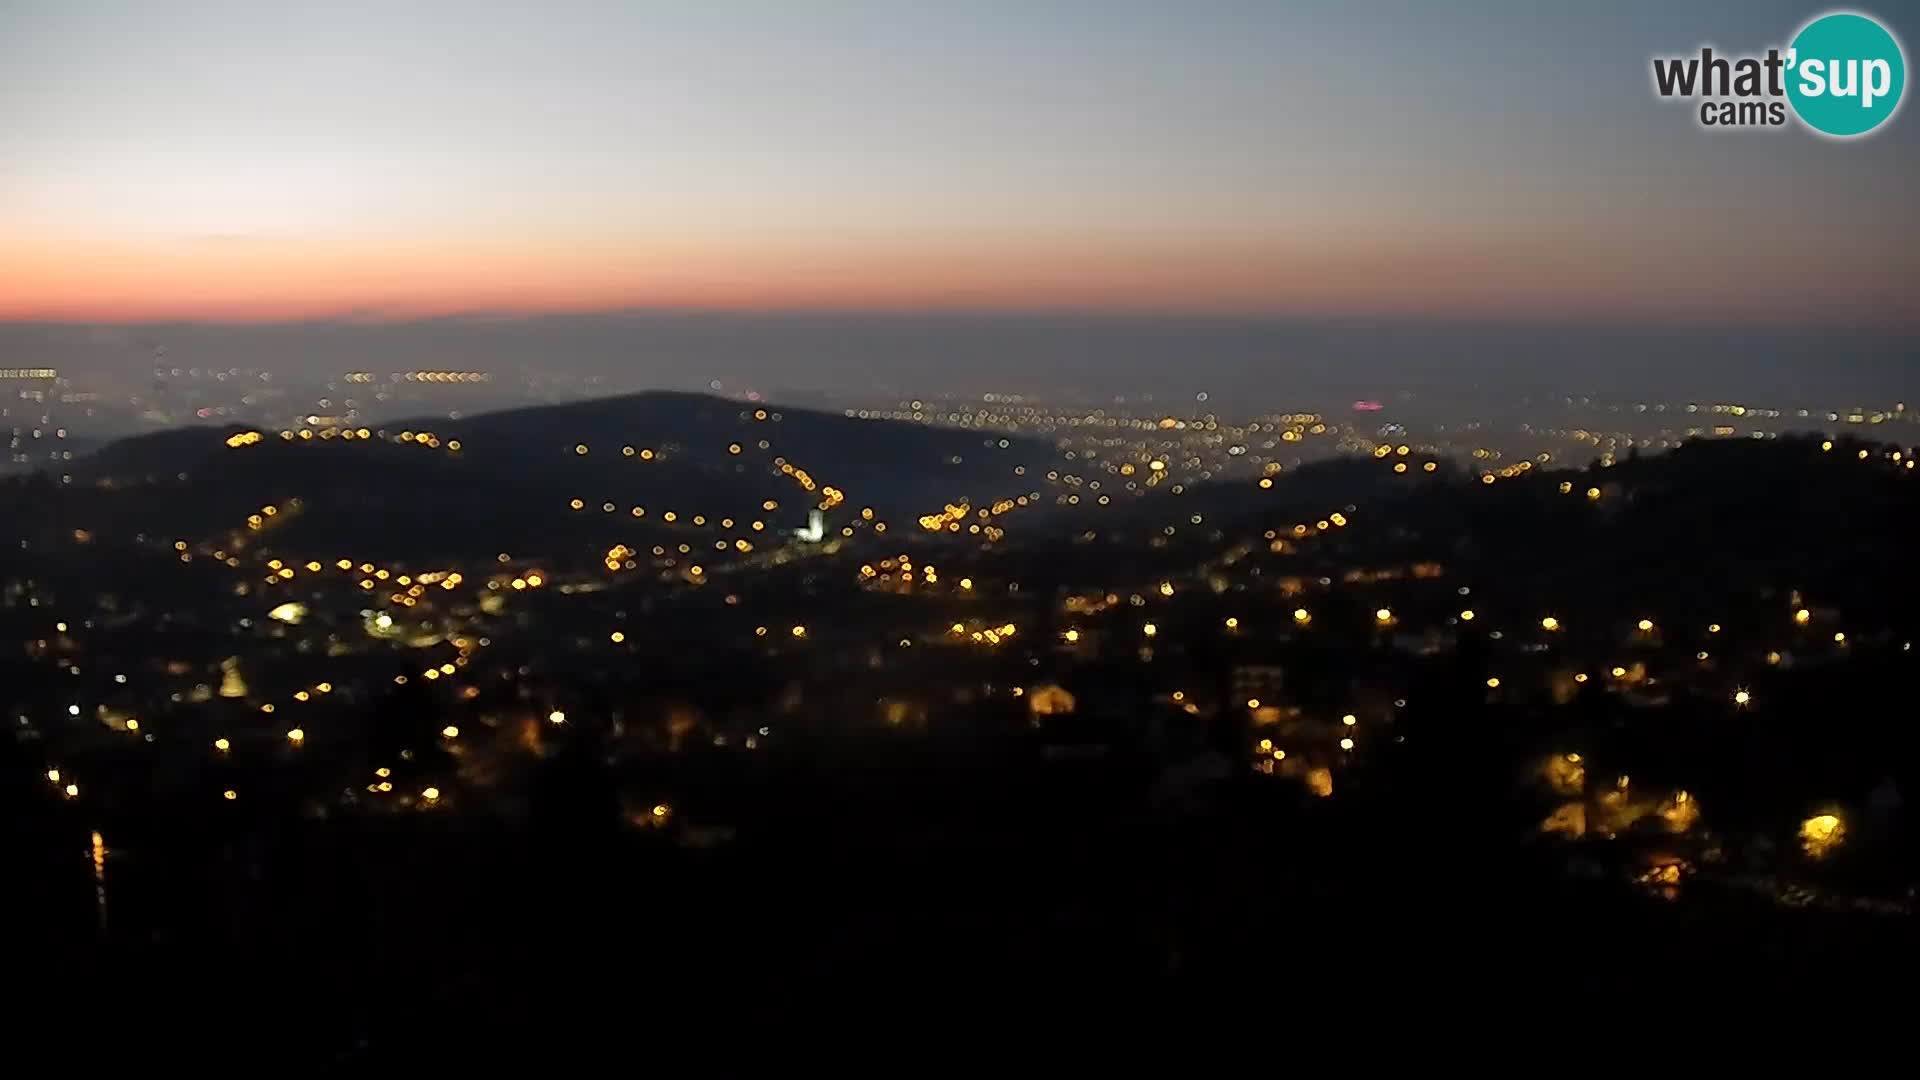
top-left (2, 221), bottom-right (1910, 326)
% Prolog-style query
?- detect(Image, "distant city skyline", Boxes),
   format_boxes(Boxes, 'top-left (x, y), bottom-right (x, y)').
top-left (3, 1), bottom-right (1917, 328)
top-left (5, 314), bottom-right (1915, 408)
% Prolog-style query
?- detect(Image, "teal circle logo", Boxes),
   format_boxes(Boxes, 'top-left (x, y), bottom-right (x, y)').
top-left (1786, 12), bottom-right (1906, 137)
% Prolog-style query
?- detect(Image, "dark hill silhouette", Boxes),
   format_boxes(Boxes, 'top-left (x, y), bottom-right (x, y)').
top-left (54, 391), bottom-right (1068, 562)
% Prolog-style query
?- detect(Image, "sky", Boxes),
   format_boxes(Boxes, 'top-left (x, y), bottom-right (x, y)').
top-left (1, 0), bottom-right (1917, 328)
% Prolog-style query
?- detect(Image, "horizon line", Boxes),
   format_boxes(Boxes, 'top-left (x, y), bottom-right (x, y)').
top-left (6, 304), bottom-right (1919, 336)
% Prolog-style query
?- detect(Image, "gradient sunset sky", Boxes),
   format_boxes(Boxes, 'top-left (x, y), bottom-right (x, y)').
top-left (3, 0), bottom-right (1915, 325)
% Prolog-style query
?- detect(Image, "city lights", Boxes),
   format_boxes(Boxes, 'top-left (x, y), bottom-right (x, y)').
top-left (6, 3), bottom-right (1914, 1004)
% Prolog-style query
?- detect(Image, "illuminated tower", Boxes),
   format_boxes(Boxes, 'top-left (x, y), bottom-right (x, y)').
top-left (218, 657), bottom-right (250, 699)
top-left (795, 509), bottom-right (826, 543)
